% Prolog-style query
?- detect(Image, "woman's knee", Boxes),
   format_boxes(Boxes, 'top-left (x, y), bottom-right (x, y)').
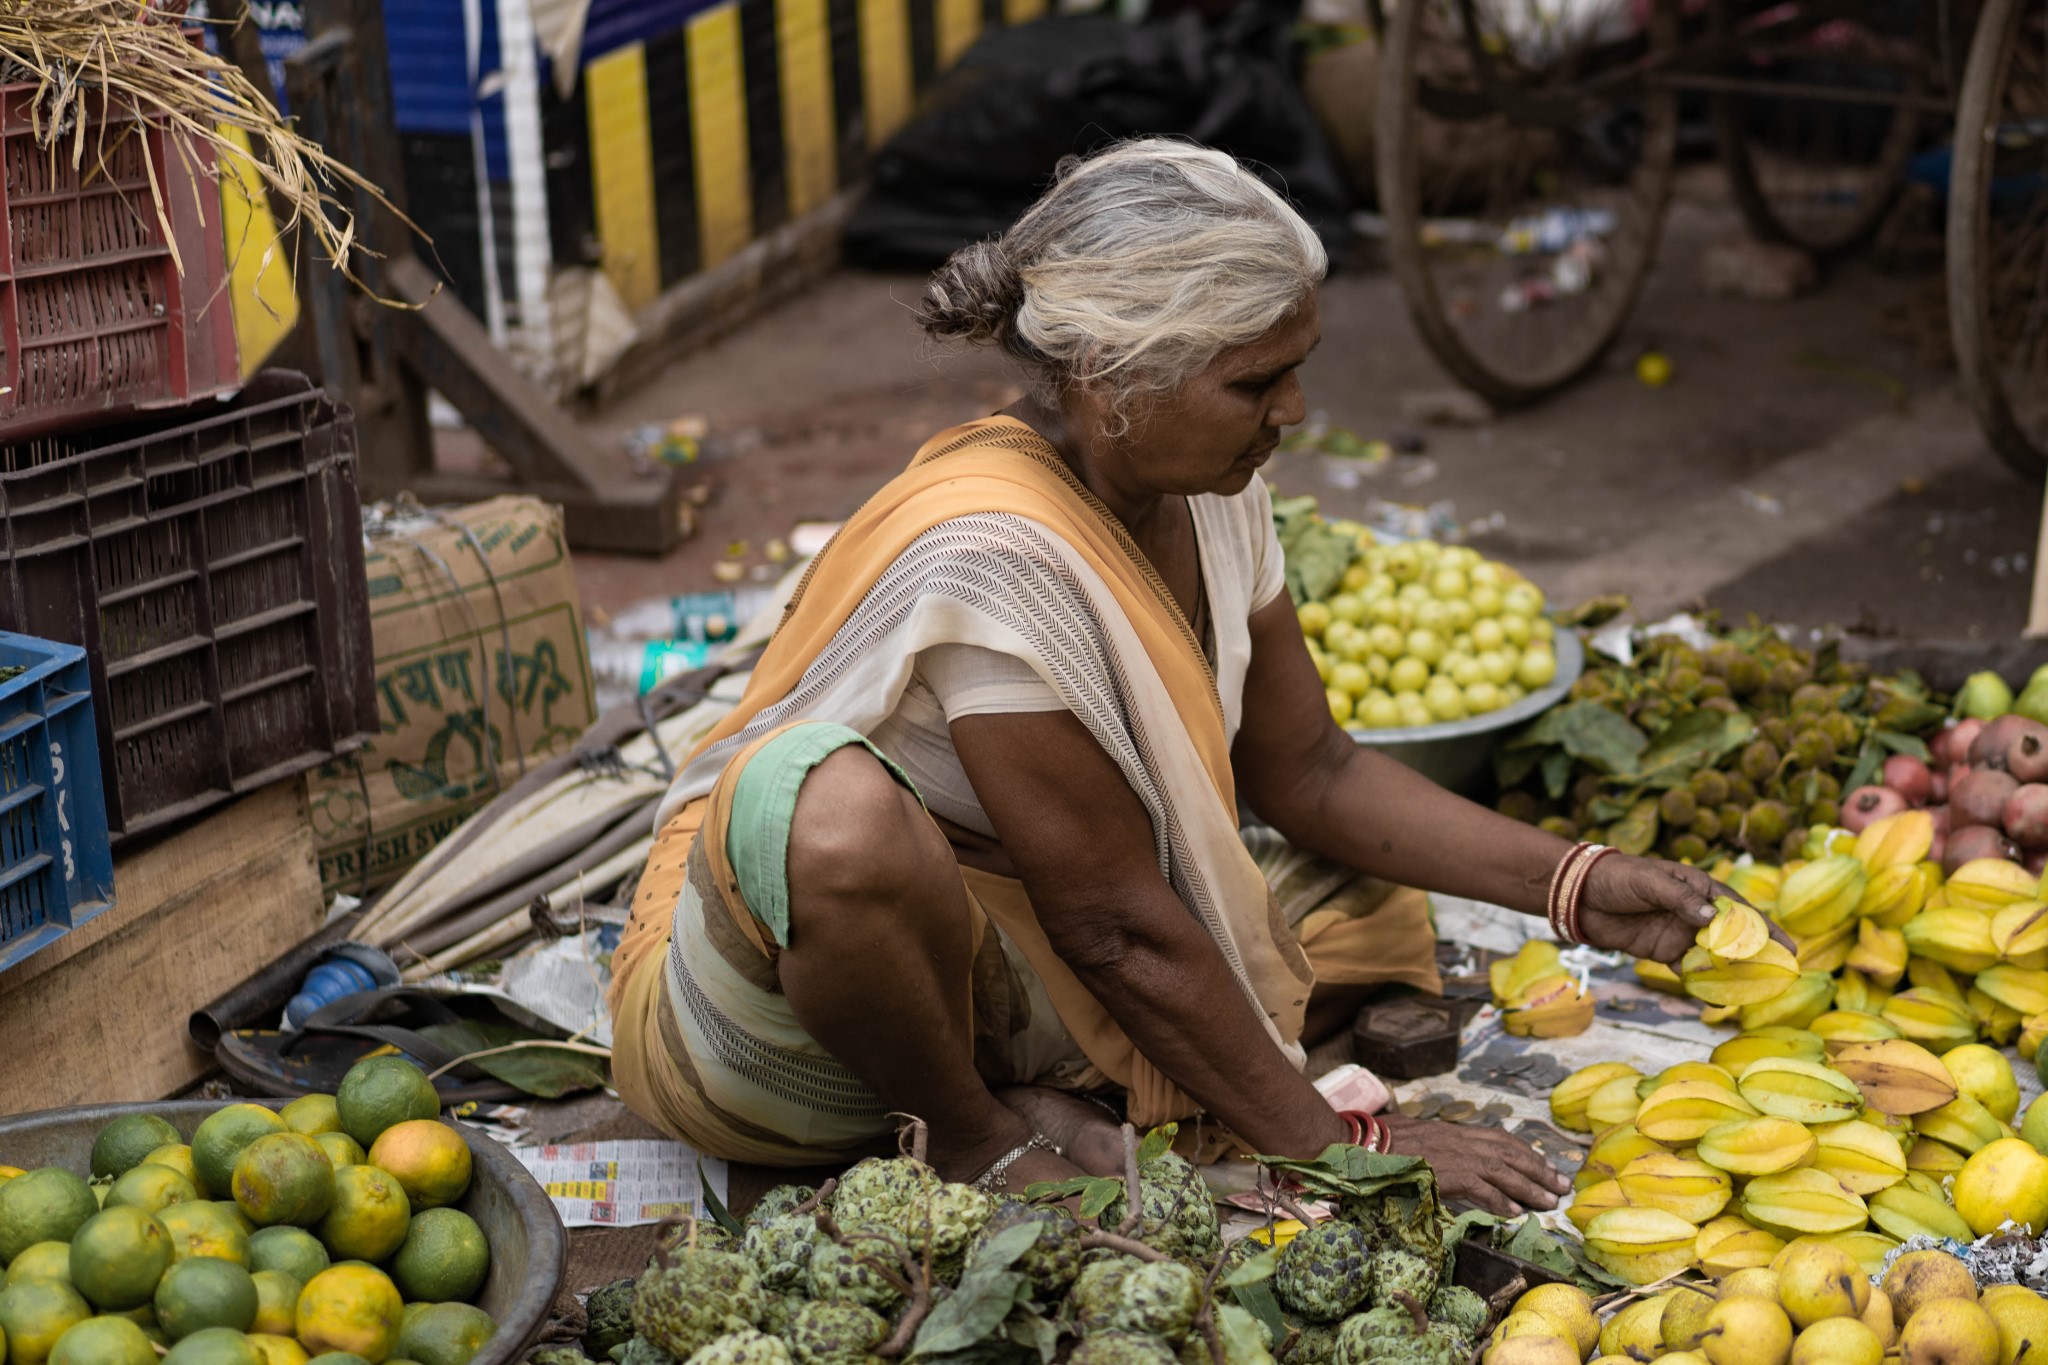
top-left (785, 745), bottom-right (953, 910)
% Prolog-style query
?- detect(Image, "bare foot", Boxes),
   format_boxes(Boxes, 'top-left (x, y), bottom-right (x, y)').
top-left (995, 1085), bottom-right (1127, 1177)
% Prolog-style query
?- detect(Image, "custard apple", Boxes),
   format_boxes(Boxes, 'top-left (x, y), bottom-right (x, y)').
top-left (1422, 1323), bottom-right (1465, 1362)
top-left (612, 1339), bottom-right (683, 1365)
top-left (972, 1202), bottom-right (1085, 1297)
top-left (1272, 1221), bottom-right (1372, 1323)
top-left (745, 1214), bottom-right (821, 1292)
top-left (1425, 1285), bottom-right (1485, 1342)
top-left (1072, 1331), bottom-right (1180, 1365)
top-left (900, 1181), bottom-right (995, 1278)
top-left (683, 1329), bottom-right (794, 1365)
top-left (1278, 1320), bottom-right (1339, 1365)
top-left (1363, 1248), bottom-right (1436, 1312)
top-left (758, 1292), bottom-right (804, 1338)
top-left (632, 1248), bottom-right (766, 1359)
top-left (1336, 1194), bottom-right (1440, 1265)
top-left (1176, 1305), bottom-right (1276, 1365)
top-left (1095, 1259), bottom-right (1204, 1342)
top-left (787, 1300), bottom-right (889, 1365)
top-left (657, 1221), bottom-right (741, 1261)
top-left (831, 1157), bottom-right (940, 1237)
top-left (1333, 1298), bottom-right (1452, 1365)
top-left (586, 1278), bottom-right (640, 1360)
top-left (746, 1186), bottom-right (818, 1226)
top-left (808, 1233), bottom-right (908, 1312)
top-left (1097, 1152), bottom-right (1221, 1265)
top-left (1069, 1255), bottom-right (1147, 1331)
top-left (532, 1350), bottom-right (596, 1365)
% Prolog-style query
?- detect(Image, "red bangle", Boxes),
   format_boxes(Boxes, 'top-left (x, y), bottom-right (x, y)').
top-left (1335, 1109), bottom-right (1388, 1153)
top-left (1571, 845), bottom-right (1619, 943)
top-left (1548, 842), bottom-right (1615, 945)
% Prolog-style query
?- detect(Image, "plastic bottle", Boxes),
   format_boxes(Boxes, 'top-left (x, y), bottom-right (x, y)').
top-left (588, 635), bottom-right (716, 700)
top-left (606, 587), bottom-right (779, 644)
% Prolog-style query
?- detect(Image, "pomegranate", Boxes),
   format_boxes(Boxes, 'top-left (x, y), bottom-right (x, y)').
top-left (1931, 769), bottom-right (1950, 804)
top-left (2029, 849), bottom-right (2048, 876)
top-left (2004, 783), bottom-right (2048, 850)
top-left (2012, 726), bottom-right (2048, 784)
top-left (1928, 803), bottom-right (1953, 836)
top-left (1971, 714), bottom-right (2048, 773)
top-left (1930, 830), bottom-right (1947, 867)
top-left (1952, 767), bottom-right (2021, 829)
top-left (1882, 754), bottom-right (1934, 807)
top-left (1934, 719), bottom-right (1985, 767)
top-left (1944, 823), bottom-right (2020, 873)
top-left (1841, 786), bottom-right (1909, 833)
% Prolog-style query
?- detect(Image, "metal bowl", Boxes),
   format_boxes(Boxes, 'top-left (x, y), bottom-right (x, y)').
top-left (1346, 630), bottom-right (1585, 794)
top-left (0, 1100), bottom-right (565, 1364)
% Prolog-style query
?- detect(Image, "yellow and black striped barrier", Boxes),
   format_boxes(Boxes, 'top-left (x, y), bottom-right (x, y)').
top-left (557, 0), bottom-right (1044, 310)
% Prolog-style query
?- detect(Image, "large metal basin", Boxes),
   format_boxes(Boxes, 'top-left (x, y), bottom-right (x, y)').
top-left (1347, 630), bottom-right (1586, 794)
top-left (0, 1101), bottom-right (565, 1364)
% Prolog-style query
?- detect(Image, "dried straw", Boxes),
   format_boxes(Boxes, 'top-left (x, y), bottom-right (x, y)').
top-left (0, 0), bottom-right (414, 292)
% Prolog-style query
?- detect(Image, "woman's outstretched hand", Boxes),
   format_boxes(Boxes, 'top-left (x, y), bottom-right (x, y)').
top-left (1574, 854), bottom-right (1788, 964)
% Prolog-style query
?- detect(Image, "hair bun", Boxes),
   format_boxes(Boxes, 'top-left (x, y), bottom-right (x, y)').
top-left (918, 239), bottom-right (1023, 344)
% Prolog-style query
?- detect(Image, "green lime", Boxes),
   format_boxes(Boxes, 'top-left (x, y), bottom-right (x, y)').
top-left (0, 1169), bottom-right (100, 1263)
top-left (92, 1115), bottom-right (183, 1181)
top-left (141, 1145), bottom-right (207, 1196)
top-left (315, 1167), bottom-right (410, 1263)
top-left (192, 1108), bottom-right (287, 1202)
top-left (248, 1270), bottom-right (301, 1337)
top-left (157, 1203), bottom-right (251, 1267)
top-left (153, 1258), bottom-right (258, 1340)
top-left (108, 1302), bottom-right (166, 1344)
top-left (247, 1226), bottom-right (330, 1284)
top-left (387, 1209), bottom-right (488, 1304)
top-left (313, 1134), bottom-right (365, 1171)
top-left (281, 1096), bottom-right (344, 1137)
top-left (335, 1058), bottom-right (440, 1150)
top-left (50, 1314), bottom-right (157, 1365)
top-left (106, 1164), bottom-right (201, 1216)
top-left (68, 1206), bottom-right (173, 1310)
top-left (0, 1278), bottom-right (92, 1364)
top-left (162, 1326), bottom-right (265, 1365)
top-left (5, 1241), bottom-right (75, 1288)
top-left (231, 1134), bottom-right (335, 1229)
top-left (392, 1301), bottom-right (495, 1365)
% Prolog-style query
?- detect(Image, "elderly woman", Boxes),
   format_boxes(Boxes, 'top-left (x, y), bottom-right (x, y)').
top-left (607, 139), bottom-right (1727, 1215)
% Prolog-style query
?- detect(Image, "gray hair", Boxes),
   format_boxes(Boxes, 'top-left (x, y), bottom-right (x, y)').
top-left (918, 139), bottom-right (1327, 435)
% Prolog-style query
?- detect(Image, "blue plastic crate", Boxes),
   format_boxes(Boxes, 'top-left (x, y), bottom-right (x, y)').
top-left (0, 632), bottom-right (114, 972)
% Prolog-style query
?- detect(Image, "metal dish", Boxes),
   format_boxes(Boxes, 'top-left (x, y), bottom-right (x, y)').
top-left (0, 1100), bottom-right (565, 1364)
top-left (1346, 630), bottom-right (1586, 794)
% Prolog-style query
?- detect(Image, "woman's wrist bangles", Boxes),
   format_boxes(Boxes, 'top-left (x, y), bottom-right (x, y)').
top-left (1547, 841), bottom-right (1618, 945)
top-left (1336, 1109), bottom-right (1390, 1153)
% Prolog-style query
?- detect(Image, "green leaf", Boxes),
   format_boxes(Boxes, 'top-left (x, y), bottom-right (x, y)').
top-left (966, 1221), bottom-right (1045, 1277)
top-left (1494, 744), bottom-right (1543, 790)
top-left (1231, 1278), bottom-right (1287, 1347)
top-left (1253, 1144), bottom-right (1436, 1199)
top-left (1588, 792), bottom-right (1638, 825)
top-left (1137, 1124), bottom-right (1178, 1166)
top-left (1843, 739), bottom-right (1884, 799)
top-left (1006, 1312), bottom-right (1060, 1365)
top-left (1218, 1247), bottom-right (1279, 1289)
top-left (1274, 499), bottom-right (1358, 607)
top-left (912, 1267), bottom-right (1030, 1357)
top-left (1218, 1304), bottom-right (1270, 1364)
top-left (1608, 797), bottom-right (1661, 857)
top-left (698, 1158), bottom-right (744, 1238)
top-left (1622, 708), bottom-right (1756, 786)
top-left (1506, 701), bottom-right (1649, 775)
top-left (1873, 730), bottom-right (1932, 762)
top-left (1019, 1174), bottom-right (1126, 1223)
top-left (414, 1017), bottom-right (609, 1098)
top-left (1541, 749), bottom-right (1573, 801)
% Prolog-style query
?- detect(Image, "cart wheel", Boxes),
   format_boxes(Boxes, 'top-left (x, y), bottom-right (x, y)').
top-left (1947, 0), bottom-right (2048, 480)
top-left (1374, 0), bottom-right (1681, 406)
top-left (1712, 0), bottom-right (1929, 256)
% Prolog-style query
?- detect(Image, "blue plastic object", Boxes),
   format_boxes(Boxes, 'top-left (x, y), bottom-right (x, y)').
top-left (282, 942), bottom-right (402, 1031)
top-left (0, 632), bottom-right (113, 973)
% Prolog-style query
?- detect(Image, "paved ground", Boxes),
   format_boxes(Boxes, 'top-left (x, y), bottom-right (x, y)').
top-left (552, 167), bottom-right (2041, 645)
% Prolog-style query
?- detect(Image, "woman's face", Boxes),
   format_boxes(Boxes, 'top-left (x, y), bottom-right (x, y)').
top-left (1083, 293), bottom-right (1319, 500)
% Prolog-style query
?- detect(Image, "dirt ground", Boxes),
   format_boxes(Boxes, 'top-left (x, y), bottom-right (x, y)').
top-left (527, 165), bottom-right (2038, 645)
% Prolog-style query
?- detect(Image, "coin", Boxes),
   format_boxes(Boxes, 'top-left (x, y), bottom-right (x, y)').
top-left (1398, 1100), bottom-right (1424, 1118)
top-left (1439, 1100), bottom-right (1478, 1123)
top-left (1414, 1094), bottom-right (1446, 1118)
top-left (1481, 1102), bottom-right (1512, 1122)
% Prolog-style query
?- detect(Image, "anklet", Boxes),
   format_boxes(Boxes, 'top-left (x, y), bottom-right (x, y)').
top-left (970, 1133), bottom-right (1062, 1193)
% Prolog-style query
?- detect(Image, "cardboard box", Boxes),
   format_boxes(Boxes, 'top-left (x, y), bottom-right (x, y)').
top-left (0, 781), bottom-right (324, 1111)
top-left (305, 498), bottom-right (597, 896)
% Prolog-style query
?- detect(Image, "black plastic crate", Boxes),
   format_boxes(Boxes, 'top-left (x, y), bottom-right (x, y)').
top-left (0, 370), bottom-right (376, 839)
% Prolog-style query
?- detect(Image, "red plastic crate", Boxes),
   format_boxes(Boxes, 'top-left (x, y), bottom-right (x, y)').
top-left (0, 371), bottom-right (374, 840)
top-left (0, 83), bottom-right (239, 440)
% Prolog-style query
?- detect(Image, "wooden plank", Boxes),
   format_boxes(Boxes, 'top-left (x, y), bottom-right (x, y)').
top-left (0, 782), bottom-right (325, 1113)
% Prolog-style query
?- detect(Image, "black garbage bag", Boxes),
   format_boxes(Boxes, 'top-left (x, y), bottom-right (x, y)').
top-left (842, 3), bottom-right (1353, 269)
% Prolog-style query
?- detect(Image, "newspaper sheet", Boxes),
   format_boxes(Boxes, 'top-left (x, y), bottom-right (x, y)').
top-left (511, 1138), bottom-right (731, 1228)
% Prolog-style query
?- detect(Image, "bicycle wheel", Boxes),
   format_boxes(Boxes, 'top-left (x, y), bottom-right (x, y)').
top-left (1712, 0), bottom-right (1929, 255)
top-left (1948, 0), bottom-right (2048, 479)
top-left (1375, 0), bottom-right (1680, 405)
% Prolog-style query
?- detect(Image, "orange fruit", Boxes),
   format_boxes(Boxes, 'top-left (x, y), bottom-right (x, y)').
top-left (295, 1264), bottom-right (403, 1362)
top-left (316, 1167), bottom-right (410, 1264)
top-left (365, 1122), bottom-right (470, 1211)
